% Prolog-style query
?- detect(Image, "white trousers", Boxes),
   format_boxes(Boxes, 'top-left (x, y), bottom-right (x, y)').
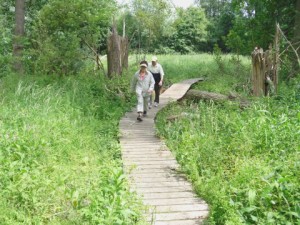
top-left (137, 93), bottom-right (149, 113)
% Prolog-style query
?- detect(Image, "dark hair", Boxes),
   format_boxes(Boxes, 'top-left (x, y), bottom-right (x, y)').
top-left (140, 60), bottom-right (148, 66)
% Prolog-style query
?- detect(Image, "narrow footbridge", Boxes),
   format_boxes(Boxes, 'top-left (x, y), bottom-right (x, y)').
top-left (119, 78), bottom-right (209, 225)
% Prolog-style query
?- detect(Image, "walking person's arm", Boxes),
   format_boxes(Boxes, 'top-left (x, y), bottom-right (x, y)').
top-left (149, 74), bottom-right (155, 93)
top-left (158, 64), bottom-right (165, 86)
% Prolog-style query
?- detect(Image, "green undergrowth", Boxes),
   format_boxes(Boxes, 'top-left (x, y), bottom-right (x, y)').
top-left (155, 56), bottom-right (300, 224)
top-left (149, 54), bottom-right (251, 95)
top-left (0, 73), bottom-right (145, 224)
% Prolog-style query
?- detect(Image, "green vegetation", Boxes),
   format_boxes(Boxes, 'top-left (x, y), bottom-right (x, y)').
top-left (1, 0), bottom-right (300, 223)
top-left (155, 54), bottom-right (300, 224)
top-left (0, 49), bottom-right (299, 223)
top-left (0, 73), bottom-right (145, 224)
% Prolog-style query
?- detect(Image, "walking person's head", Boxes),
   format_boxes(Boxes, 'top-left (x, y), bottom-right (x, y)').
top-left (151, 56), bottom-right (158, 66)
top-left (139, 60), bottom-right (148, 72)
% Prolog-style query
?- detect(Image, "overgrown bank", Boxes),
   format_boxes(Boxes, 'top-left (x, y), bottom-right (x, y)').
top-left (155, 55), bottom-right (300, 224)
top-left (0, 73), bottom-right (144, 224)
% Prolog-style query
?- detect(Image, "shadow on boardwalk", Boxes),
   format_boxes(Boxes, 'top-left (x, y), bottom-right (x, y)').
top-left (119, 78), bottom-right (209, 225)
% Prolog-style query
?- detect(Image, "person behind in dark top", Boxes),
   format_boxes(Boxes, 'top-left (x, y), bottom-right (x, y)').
top-left (148, 56), bottom-right (165, 107)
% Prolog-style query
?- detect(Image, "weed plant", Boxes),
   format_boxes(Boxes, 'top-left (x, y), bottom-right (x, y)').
top-left (155, 55), bottom-right (300, 224)
top-left (0, 73), bottom-right (144, 224)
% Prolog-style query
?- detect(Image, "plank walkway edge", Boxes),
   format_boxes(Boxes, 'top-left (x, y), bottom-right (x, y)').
top-left (119, 78), bottom-right (209, 225)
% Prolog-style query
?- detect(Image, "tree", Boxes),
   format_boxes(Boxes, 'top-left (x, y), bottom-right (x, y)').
top-left (13, 0), bottom-right (25, 74)
top-left (30, 0), bottom-right (117, 75)
top-left (0, 0), bottom-right (14, 75)
top-left (124, 0), bottom-right (171, 53)
top-left (294, 0), bottom-right (300, 71)
top-left (171, 7), bottom-right (209, 53)
top-left (227, 0), bottom-right (296, 54)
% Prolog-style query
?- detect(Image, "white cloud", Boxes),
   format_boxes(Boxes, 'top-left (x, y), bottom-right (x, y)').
top-left (169, 0), bottom-right (195, 9)
top-left (116, 0), bottom-right (195, 9)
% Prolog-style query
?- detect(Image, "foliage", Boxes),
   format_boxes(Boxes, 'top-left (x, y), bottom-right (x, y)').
top-left (196, 0), bottom-right (233, 52)
top-left (0, 73), bottom-right (144, 224)
top-left (227, 0), bottom-right (296, 54)
top-left (155, 54), bottom-right (300, 224)
top-left (213, 44), bottom-right (224, 72)
top-left (0, 15), bottom-right (12, 76)
top-left (170, 7), bottom-right (209, 53)
top-left (28, 0), bottom-right (117, 75)
top-left (118, 0), bottom-right (171, 53)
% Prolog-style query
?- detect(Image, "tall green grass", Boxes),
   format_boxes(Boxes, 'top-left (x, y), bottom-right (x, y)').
top-left (142, 54), bottom-right (251, 95)
top-left (155, 54), bottom-right (300, 224)
top-left (0, 73), bottom-right (144, 224)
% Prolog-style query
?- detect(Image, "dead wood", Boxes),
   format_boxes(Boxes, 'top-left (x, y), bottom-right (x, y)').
top-left (184, 89), bottom-right (251, 109)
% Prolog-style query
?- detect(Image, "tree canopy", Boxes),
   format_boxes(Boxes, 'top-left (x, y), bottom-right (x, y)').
top-left (0, 0), bottom-right (299, 76)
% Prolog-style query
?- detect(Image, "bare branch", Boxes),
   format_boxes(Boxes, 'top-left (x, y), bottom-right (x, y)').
top-left (82, 39), bottom-right (107, 76)
top-left (277, 24), bottom-right (300, 67)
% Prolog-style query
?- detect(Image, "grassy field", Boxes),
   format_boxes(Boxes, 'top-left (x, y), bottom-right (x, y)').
top-left (154, 54), bottom-right (300, 224)
top-left (0, 74), bottom-right (145, 224)
top-left (1, 54), bottom-right (299, 224)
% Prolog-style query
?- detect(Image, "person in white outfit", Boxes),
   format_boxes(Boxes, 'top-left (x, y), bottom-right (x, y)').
top-left (148, 56), bottom-right (165, 107)
top-left (131, 60), bottom-right (155, 121)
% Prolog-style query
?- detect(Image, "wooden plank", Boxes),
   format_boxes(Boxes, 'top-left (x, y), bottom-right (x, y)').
top-left (152, 211), bottom-right (208, 221)
top-left (124, 153), bottom-right (173, 157)
top-left (134, 186), bottom-right (194, 193)
top-left (132, 176), bottom-right (187, 183)
top-left (140, 191), bottom-right (196, 199)
top-left (123, 160), bottom-right (177, 166)
top-left (135, 181), bottom-right (192, 188)
top-left (154, 219), bottom-right (202, 225)
top-left (128, 164), bottom-right (179, 169)
top-left (122, 155), bottom-right (175, 161)
top-left (154, 204), bottom-right (209, 213)
top-left (143, 198), bottom-right (205, 206)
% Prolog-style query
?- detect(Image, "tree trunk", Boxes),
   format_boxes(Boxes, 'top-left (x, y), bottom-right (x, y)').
top-left (185, 90), bottom-right (228, 102)
top-left (107, 23), bottom-right (129, 77)
top-left (294, 0), bottom-right (300, 71)
top-left (107, 26), bottom-right (122, 77)
top-left (295, 0), bottom-right (300, 45)
top-left (184, 89), bottom-right (251, 109)
top-left (121, 36), bottom-right (129, 69)
top-left (13, 0), bottom-right (25, 74)
top-left (251, 47), bottom-right (265, 96)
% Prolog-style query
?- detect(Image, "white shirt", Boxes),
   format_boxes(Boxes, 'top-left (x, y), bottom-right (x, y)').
top-left (148, 63), bottom-right (165, 80)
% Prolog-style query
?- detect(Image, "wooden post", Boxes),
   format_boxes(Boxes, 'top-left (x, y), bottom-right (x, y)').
top-left (107, 22), bottom-right (129, 77)
top-left (121, 37), bottom-right (129, 69)
top-left (273, 23), bottom-right (280, 93)
top-left (13, 0), bottom-right (25, 74)
top-left (251, 25), bottom-right (280, 97)
top-left (107, 25), bottom-right (122, 77)
top-left (251, 47), bottom-right (265, 96)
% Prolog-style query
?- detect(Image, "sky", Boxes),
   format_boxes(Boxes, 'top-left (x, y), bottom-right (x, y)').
top-left (116, 0), bottom-right (195, 9)
top-left (169, 0), bottom-right (195, 8)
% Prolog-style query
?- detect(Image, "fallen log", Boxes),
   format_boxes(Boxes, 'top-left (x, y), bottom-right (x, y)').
top-left (185, 90), bottom-right (228, 102)
top-left (184, 89), bottom-right (251, 109)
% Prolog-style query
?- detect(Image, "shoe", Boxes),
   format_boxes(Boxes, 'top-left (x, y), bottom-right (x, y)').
top-left (143, 111), bottom-right (147, 116)
top-left (137, 113), bottom-right (143, 121)
top-left (148, 103), bottom-right (152, 109)
top-left (154, 102), bottom-right (158, 107)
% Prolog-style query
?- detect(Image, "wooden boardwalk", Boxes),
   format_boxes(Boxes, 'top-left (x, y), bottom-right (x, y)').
top-left (119, 78), bottom-right (209, 225)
